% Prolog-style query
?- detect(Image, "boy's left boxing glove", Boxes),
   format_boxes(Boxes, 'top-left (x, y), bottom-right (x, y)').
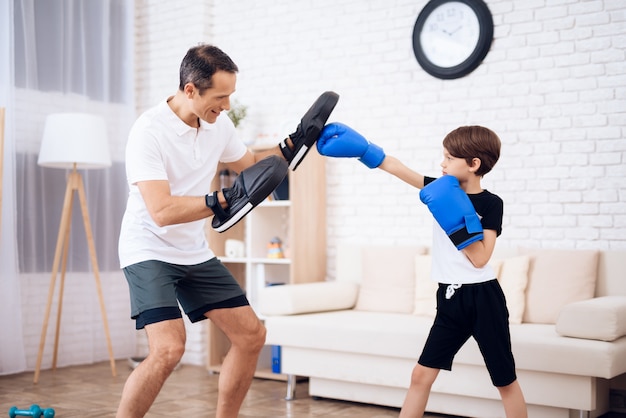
top-left (419, 175), bottom-right (483, 250)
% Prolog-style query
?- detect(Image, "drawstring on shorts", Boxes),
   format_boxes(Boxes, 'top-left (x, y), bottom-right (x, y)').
top-left (445, 284), bottom-right (462, 299)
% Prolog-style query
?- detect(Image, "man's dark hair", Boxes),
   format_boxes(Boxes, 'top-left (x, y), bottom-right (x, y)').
top-left (443, 126), bottom-right (501, 177)
top-left (178, 44), bottom-right (238, 94)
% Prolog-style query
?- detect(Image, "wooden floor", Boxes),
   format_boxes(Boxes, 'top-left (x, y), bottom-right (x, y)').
top-left (3, 361), bottom-right (625, 418)
top-left (0, 360), bottom-right (458, 417)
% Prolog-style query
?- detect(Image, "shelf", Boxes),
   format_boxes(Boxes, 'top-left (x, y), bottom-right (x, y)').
top-left (218, 257), bottom-right (290, 265)
top-left (260, 199), bottom-right (291, 208)
top-left (249, 257), bottom-right (291, 264)
top-left (218, 257), bottom-right (247, 264)
top-left (206, 153), bottom-right (326, 380)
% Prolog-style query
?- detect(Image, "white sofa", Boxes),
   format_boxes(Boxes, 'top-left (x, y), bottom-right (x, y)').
top-left (260, 244), bottom-right (626, 418)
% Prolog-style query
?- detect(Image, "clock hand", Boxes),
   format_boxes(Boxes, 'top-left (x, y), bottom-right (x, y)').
top-left (447, 26), bottom-right (463, 35)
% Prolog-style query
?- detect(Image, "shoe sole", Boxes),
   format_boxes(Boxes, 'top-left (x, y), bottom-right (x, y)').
top-left (289, 91), bottom-right (339, 170)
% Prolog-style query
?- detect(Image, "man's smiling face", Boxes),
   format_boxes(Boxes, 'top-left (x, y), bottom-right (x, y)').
top-left (188, 70), bottom-right (237, 124)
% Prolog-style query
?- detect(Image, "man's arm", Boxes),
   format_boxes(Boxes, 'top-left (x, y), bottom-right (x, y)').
top-left (137, 180), bottom-right (214, 227)
top-left (225, 147), bottom-right (283, 175)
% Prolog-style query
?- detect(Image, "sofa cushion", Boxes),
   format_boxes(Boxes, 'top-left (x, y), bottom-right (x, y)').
top-left (413, 255), bottom-right (437, 317)
top-left (265, 310), bottom-right (442, 359)
top-left (508, 323), bottom-right (626, 379)
top-left (259, 281), bottom-right (359, 316)
top-left (266, 310), bottom-right (626, 379)
top-left (556, 296), bottom-right (626, 342)
top-left (355, 246), bottom-right (425, 314)
top-left (521, 248), bottom-right (599, 324)
top-left (497, 255), bottom-right (530, 325)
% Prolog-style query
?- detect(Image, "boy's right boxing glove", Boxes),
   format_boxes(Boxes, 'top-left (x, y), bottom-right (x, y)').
top-left (419, 175), bottom-right (484, 250)
top-left (316, 122), bottom-right (385, 168)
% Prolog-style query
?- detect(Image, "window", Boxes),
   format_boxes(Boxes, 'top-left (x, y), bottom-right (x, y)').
top-left (13, 0), bottom-right (134, 273)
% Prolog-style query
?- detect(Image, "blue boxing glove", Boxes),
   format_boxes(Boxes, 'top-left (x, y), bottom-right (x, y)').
top-left (316, 122), bottom-right (385, 168)
top-left (419, 175), bottom-right (483, 250)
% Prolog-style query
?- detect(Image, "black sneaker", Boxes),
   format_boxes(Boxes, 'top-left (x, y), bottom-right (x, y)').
top-left (209, 155), bottom-right (288, 233)
top-left (280, 91), bottom-right (339, 170)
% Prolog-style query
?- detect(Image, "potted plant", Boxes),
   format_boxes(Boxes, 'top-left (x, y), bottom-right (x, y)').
top-left (227, 100), bottom-right (247, 128)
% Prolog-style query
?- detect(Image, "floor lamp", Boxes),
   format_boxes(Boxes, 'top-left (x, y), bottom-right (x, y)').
top-left (34, 113), bottom-right (117, 383)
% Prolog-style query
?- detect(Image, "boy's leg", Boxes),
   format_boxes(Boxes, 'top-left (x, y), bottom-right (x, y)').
top-left (498, 380), bottom-right (528, 418)
top-left (206, 305), bottom-right (266, 418)
top-left (399, 364), bottom-right (440, 418)
top-left (401, 284), bottom-right (470, 417)
top-left (116, 318), bottom-right (186, 418)
top-left (473, 281), bottom-right (527, 417)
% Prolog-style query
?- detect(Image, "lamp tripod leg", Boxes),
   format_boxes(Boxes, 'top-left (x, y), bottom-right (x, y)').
top-left (34, 176), bottom-right (75, 384)
top-left (76, 174), bottom-right (116, 377)
top-left (52, 203), bottom-right (72, 371)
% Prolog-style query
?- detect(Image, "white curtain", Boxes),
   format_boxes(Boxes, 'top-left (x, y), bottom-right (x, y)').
top-left (0, 0), bottom-right (25, 375)
top-left (1, 0), bottom-right (135, 375)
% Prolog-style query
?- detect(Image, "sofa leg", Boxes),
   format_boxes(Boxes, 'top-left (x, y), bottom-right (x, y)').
top-left (285, 374), bottom-right (296, 400)
top-left (577, 411), bottom-right (589, 418)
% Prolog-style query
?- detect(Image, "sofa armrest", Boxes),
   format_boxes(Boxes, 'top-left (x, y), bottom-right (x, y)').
top-left (258, 281), bottom-right (359, 316)
top-left (556, 296), bottom-right (626, 341)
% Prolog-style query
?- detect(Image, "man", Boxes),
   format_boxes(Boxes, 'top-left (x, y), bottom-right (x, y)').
top-left (117, 44), bottom-right (338, 418)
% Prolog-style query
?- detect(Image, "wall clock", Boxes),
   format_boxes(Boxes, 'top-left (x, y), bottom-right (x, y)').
top-left (412, 0), bottom-right (494, 80)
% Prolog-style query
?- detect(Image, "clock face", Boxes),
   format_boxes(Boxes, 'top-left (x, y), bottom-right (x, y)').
top-left (420, 2), bottom-right (480, 68)
top-left (412, 0), bottom-right (493, 79)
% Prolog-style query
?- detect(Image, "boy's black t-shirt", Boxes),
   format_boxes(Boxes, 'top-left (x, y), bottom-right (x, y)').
top-left (424, 176), bottom-right (503, 237)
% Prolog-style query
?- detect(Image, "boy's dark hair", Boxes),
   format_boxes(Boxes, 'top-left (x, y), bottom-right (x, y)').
top-left (443, 126), bottom-right (501, 177)
top-left (178, 44), bottom-right (238, 95)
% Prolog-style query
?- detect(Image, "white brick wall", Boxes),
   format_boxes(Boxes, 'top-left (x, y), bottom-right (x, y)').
top-left (207, 0), bottom-right (626, 255)
top-left (135, 0), bottom-right (626, 365)
top-left (134, 0), bottom-right (214, 113)
top-left (22, 272), bottom-right (135, 371)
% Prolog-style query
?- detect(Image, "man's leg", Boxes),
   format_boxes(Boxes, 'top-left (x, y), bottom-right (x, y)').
top-left (207, 305), bottom-right (266, 418)
top-left (116, 319), bottom-right (186, 418)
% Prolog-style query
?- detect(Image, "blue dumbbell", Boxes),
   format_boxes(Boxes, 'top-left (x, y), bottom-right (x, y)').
top-left (8, 404), bottom-right (55, 418)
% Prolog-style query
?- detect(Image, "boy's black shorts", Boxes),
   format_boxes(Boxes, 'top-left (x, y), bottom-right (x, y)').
top-left (418, 279), bottom-right (517, 387)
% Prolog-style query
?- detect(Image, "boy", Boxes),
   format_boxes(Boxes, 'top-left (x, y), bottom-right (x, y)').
top-left (316, 123), bottom-right (527, 418)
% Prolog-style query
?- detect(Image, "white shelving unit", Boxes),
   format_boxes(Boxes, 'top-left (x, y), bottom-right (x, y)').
top-left (227, 199), bottom-right (292, 315)
top-left (205, 151), bottom-right (326, 380)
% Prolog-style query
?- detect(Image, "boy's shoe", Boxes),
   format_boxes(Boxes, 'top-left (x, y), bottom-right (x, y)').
top-left (208, 155), bottom-right (288, 232)
top-left (280, 91), bottom-right (339, 170)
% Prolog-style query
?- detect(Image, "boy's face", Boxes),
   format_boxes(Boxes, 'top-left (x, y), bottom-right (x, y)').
top-left (440, 147), bottom-right (476, 180)
top-left (187, 70), bottom-right (237, 124)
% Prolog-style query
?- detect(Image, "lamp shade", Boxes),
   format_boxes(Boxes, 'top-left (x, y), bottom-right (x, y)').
top-left (38, 113), bottom-right (112, 169)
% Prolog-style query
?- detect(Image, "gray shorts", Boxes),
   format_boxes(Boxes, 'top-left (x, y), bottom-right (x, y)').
top-left (123, 258), bottom-right (248, 329)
